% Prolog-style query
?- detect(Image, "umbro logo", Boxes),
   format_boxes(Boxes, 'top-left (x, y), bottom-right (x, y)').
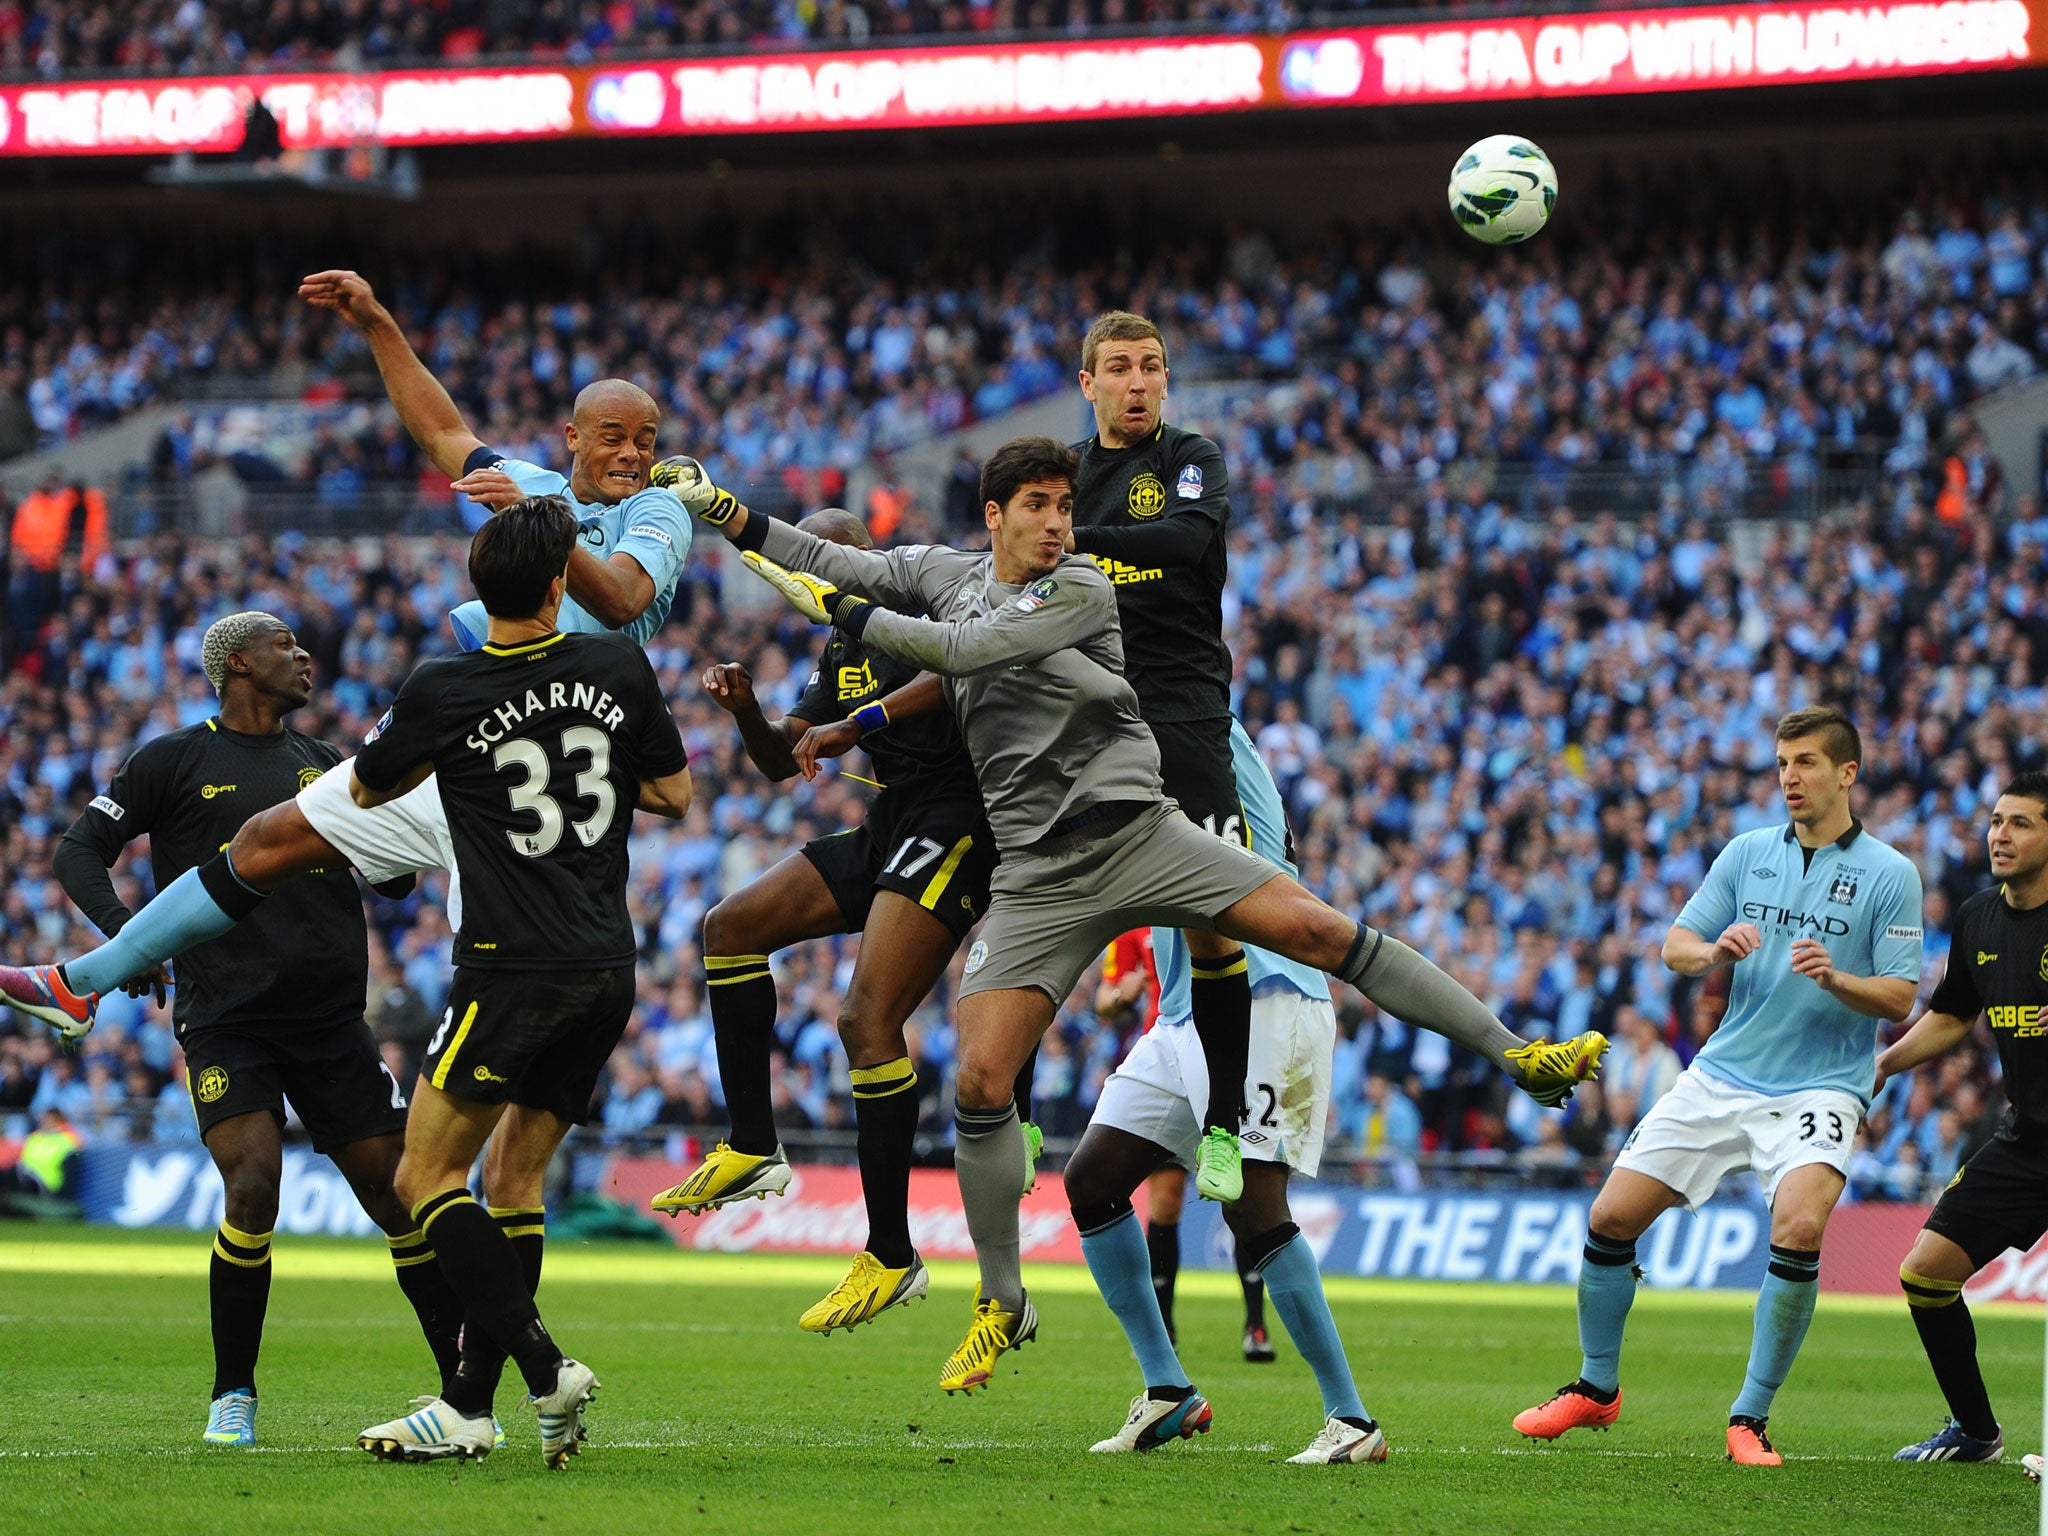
top-left (1752, 868), bottom-right (1777, 880)
top-left (1242, 1130), bottom-right (1269, 1145)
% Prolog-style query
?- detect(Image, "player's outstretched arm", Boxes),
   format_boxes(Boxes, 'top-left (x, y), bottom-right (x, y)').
top-left (52, 758), bottom-right (171, 1003)
top-left (350, 759), bottom-right (434, 810)
top-left (1873, 1008), bottom-right (1974, 1094)
top-left (299, 270), bottom-right (484, 480)
top-left (637, 764), bottom-right (694, 820)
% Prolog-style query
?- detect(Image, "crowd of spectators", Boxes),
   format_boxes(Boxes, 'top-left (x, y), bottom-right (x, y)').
top-left (3, 444), bottom-right (2043, 1202)
top-left (3, 162), bottom-right (2046, 1203)
top-left (6, 163), bottom-right (2045, 537)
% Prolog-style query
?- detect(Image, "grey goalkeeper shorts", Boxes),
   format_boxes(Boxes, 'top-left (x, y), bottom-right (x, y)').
top-left (958, 799), bottom-right (1283, 1003)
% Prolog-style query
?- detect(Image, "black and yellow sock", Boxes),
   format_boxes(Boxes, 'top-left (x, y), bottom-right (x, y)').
top-left (388, 1228), bottom-right (466, 1398)
top-left (851, 1058), bottom-right (920, 1269)
top-left (1146, 1220), bottom-right (1181, 1339)
top-left (706, 954), bottom-right (778, 1155)
top-left (1902, 1267), bottom-right (1998, 1440)
top-left (445, 1206), bottom-right (546, 1417)
top-left (209, 1220), bottom-right (273, 1398)
top-left (415, 1190), bottom-right (560, 1398)
top-left (1189, 950), bottom-right (1250, 1134)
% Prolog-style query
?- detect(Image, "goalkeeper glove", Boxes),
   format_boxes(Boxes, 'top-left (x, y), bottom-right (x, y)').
top-left (742, 551), bottom-right (871, 633)
top-left (650, 456), bottom-right (740, 525)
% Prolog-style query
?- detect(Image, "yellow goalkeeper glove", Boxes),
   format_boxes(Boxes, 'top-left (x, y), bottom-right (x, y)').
top-left (742, 551), bottom-right (870, 631)
top-left (650, 455), bottom-right (740, 525)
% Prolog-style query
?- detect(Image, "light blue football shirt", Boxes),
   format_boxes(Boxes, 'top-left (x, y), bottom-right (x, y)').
top-left (1154, 718), bottom-right (1330, 1026)
top-left (1675, 820), bottom-right (1923, 1103)
top-left (447, 452), bottom-right (692, 651)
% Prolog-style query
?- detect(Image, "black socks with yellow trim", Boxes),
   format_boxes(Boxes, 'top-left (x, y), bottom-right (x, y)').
top-left (443, 1206), bottom-right (547, 1417)
top-left (210, 1220), bottom-right (272, 1398)
top-left (388, 1228), bottom-right (466, 1398)
top-left (1189, 948), bottom-right (1250, 1134)
top-left (851, 1057), bottom-right (919, 1269)
top-left (706, 954), bottom-right (778, 1155)
top-left (414, 1190), bottom-right (561, 1399)
top-left (1902, 1266), bottom-right (1999, 1440)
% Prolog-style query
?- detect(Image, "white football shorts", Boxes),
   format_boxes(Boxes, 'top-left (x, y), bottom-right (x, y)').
top-left (296, 758), bottom-right (463, 928)
top-left (1611, 1063), bottom-right (1863, 1210)
top-left (1092, 986), bottom-right (1335, 1178)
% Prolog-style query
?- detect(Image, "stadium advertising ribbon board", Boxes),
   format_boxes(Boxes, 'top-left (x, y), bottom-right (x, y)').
top-left (0, 0), bottom-right (2040, 156)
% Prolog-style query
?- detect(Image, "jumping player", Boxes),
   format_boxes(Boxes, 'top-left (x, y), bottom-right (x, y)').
top-left (1512, 707), bottom-right (1922, 1464)
top-left (1882, 772), bottom-right (2048, 1465)
top-left (51, 611), bottom-right (463, 1448)
top-left (1069, 311), bottom-right (1256, 1201)
top-left (673, 438), bottom-right (1605, 1394)
top-left (645, 507), bottom-right (998, 1337)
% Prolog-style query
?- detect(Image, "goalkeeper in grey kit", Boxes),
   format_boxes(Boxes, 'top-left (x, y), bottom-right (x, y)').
top-left (657, 438), bottom-right (1610, 1396)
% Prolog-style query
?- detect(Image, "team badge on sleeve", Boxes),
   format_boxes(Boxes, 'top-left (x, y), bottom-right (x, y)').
top-left (1176, 464), bottom-right (1204, 499)
top-left (1013, 578), bottom-right (1058, 613)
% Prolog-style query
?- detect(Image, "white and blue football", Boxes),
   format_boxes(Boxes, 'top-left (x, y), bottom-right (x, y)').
top-left (1448, 135), bottom-right (1559, 246)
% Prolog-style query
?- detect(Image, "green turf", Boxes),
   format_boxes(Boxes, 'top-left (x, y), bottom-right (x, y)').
top-left (0, 1224), bottom-right (2039, 1535)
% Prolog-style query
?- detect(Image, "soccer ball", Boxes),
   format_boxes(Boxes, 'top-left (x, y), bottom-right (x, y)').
top-left (1447, 135), bottom-right (1558, 245)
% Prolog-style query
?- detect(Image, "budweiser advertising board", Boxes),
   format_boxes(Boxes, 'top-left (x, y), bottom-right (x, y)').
top-left (1, 0), bottom-right (2040, 156)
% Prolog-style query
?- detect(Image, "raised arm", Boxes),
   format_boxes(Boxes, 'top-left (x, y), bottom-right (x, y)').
top-left (299, 270), bottom-right (483, 480)
top-left (850, 572), bottom-right (1114, 677)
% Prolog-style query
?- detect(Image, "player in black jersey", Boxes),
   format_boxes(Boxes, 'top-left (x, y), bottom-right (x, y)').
top-left (349, 497), bottom-right (693, 1468)
top-left (1877, 770), bottom-right (2048, 1466)
top-left (51, 610), bottom-right (463, 1450)
top-left (1068, 310), bottom-right (1254, 1202)
top-left (648, 507), bottom-right (1000, 1335)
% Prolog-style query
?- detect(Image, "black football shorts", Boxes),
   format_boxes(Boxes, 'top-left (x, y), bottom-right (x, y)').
top-left (422, 965), bottom-right (636, 1124)
top-left (1924, 1136), bottom-right (2048, 1271)
top-left (184, 1018), bottom-right (407, 1153)
top-left (801, 787), bottom-right (996, 942)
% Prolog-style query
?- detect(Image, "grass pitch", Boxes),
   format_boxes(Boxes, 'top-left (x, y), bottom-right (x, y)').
top-left (0, 1224), bottom-right (2039, 1536)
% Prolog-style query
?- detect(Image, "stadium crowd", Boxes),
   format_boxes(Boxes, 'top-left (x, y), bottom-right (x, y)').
top-left (1, 439), bottom-right (2039, 1201)
top-left (6, 167), bottom-right (2046, 536)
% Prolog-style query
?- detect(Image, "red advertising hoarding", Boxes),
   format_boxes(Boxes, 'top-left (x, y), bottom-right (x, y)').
top-left (0, 0), bottom-right (2038, 157)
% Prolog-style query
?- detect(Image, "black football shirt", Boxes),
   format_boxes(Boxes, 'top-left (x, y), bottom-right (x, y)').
top-left (791, 630), bottom-right (979, 800)
top-left (54, 720), bottom-right (367, 1035)
top-left (354, 630), bottom-right (686, 971)
top-left (1929, 885), bottom-right (2048, 1144)
top-left (1070, 421), bottom-right (1234, 725)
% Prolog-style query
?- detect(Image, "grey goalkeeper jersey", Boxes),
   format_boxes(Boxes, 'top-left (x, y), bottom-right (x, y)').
top-left (758, 519), bottom-right (1165, 852)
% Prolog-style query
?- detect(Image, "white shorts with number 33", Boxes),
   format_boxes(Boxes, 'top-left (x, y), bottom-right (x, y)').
top-left (1611, 1064), bottom-right (1863, 1210)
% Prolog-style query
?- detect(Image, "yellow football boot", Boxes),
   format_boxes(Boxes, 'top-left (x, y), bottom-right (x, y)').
top-left (939, 1289), bottom-right (1038, 1395)
top-left (799, 1251), bottom-right (930, 1334)
top-left (649, 1142), bottom-right (792, 1217)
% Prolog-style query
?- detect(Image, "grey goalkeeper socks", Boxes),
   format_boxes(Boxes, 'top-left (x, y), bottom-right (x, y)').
top-left (954, 1099), bottom-right (1027, 1311)
top-left (1337, 927), bottom-right (1525, 1073)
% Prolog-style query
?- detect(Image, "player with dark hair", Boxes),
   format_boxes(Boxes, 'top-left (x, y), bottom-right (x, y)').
top-left (50, 611), bottom-right (463, 1449)
top-left (672, 438), bottom-right (1605, 1395)
top-left (1883, 769), bottom-right (2048, 1466)
top-left (1067, 310), bottom-right (1257, 1201)
top-left (645, 506), bottom-right (999, 1337)
top-left (0, 270), bottom-right (690, 1049)
top-left (1513, 706), bottom-right (1924, 1464)
top-left (349, 497), bottom-right (693, 1466)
